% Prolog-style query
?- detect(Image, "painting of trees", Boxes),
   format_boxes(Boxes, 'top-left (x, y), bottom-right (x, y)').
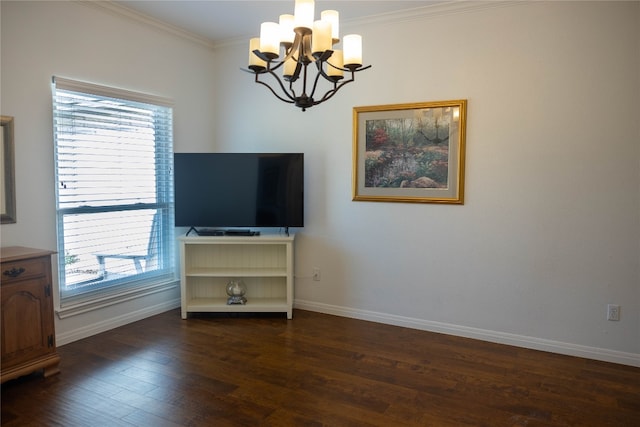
top-left (364, 107), bottom-right (453, 189)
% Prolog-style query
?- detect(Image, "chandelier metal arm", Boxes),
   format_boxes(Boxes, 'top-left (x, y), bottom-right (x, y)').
top-left (313, 62), bottom-right (371, 102)
top-left (315, 74), bottom-right (353, 104)
top-left (306, 61), bottom-right (327, 104)
top-left (252, 50), bottom-right (287, 73)
top-left (243, 62), bottom-right (371, 110)
top-left (287, 79), bottom-right (299, 99)
top-left (254, 73), bottom-right (296, 104)
top-left (315, 64), bottom-right (371, 104)
top-left (281, 33), bottom-right (302, 66)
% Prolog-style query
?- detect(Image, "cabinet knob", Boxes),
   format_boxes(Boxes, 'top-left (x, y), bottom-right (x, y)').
top-left (3, 267), bottom-right (25, 278)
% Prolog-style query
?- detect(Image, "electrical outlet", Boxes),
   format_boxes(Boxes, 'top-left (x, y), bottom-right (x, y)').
top-left (313, 267), bottom-right (321, 281)
top-left (607, 304), bottom-right (620, 321)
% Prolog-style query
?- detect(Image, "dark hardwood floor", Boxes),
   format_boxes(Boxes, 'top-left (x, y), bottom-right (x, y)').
top-left (2, 309), bottom-right (639, 426)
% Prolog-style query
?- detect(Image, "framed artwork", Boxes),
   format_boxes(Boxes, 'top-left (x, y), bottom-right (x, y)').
top-left (1, 115), bottom-right (16, 224)
top-left (352, 100), bottom-right (467, 204)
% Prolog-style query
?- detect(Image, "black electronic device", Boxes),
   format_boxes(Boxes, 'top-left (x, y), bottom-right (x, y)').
top-left (193, 229), bottom-right (225, 236)
top-left (186, 228), bottom-right (261, 237)
top-left (174, 153), bottom-right (304, 231)
top-left (224, 230), bottom-right (261, 236)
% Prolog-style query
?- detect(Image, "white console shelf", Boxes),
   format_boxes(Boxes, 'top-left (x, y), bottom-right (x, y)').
top-left (179, 234), bottom-right (295, 319)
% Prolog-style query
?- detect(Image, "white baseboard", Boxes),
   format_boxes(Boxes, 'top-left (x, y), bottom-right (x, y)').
top-left (56, 298), bottom-right (181, 346)
top-left (55, 297), bottom-right (639, 367)
top-left (294, 299), bottom-right (640, 367)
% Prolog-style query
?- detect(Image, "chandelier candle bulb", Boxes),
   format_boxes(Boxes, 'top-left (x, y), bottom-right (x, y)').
top-left (283, 56), bottom-right (297, 78)
top-left (294, 0), bottom-right (315, 31)
top-left (279, 14), bottom-right (295, 45)
top-left (327, 49), bottom-right (344, 79)
top-left (343, 34), bottom-right (362, 67)
top-left (260, 22), bottom-right (281, 58)
top-left (312, 20), bottom-right (332, 55)
top-left (321, 10), bottom-right (339, 43)
top-left (248, 37), bottom-right (266, 69)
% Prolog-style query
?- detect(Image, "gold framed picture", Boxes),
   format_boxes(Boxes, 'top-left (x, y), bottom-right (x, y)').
top-left (353, 100), bottom-right (467, 204)
top-left (1, 115), bottom-right (16, 224)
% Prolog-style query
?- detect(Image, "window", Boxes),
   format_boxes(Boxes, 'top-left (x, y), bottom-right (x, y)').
top-left (52, 77), bottom-right (175, 313)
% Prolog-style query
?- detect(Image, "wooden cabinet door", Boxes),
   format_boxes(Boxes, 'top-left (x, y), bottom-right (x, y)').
top-left (1, 277), bottom-right (55, 370)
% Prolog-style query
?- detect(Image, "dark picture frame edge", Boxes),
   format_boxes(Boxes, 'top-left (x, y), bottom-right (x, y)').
top-left (1, 115), bottom-right (16, 224)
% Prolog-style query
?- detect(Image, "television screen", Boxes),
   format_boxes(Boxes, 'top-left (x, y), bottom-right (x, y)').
top-left (174, 153), bottom-right (304, 229)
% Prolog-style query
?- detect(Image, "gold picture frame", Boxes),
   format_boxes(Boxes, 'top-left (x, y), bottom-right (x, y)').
top-left (353, 100), bottom-right (467, 204)
top-left (1, 115), bottom-right (16, 224)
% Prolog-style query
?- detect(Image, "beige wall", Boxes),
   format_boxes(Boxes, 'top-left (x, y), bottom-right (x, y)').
top-left (0, 0), bottom-right (217, 342)
top-left (1, 1), bottom-right (638, 365)
top-left (213, 1), bottom-right (640, 364)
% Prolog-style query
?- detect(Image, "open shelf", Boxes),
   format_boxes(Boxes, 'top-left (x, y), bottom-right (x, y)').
top-left (186, 297), bottom-right (289, 312)
top-left (179, 234), bottom-right (295, 319)
top-left (185, 267), bottom-right (288, 277)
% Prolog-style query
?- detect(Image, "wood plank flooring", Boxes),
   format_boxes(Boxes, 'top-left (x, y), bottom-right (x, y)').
top-left (2, 309), bottom-right (639, 426)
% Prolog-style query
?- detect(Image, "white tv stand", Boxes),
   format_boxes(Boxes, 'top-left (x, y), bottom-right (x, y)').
top-left (178, 234), bottom-right (295, 319)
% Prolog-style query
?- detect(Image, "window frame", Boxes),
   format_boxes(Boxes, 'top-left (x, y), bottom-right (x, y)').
top-left (52, 77), bottom-right (177, 316)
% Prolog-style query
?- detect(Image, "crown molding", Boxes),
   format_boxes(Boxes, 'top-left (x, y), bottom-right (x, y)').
top-left (80, 1), bottom-right (521, 51)
top-left (346, 0), bottom-right (520, 29)
top-left (78, 0), bottom-right (217, 51)
top-left (215, 1), bottom-right (522, 49)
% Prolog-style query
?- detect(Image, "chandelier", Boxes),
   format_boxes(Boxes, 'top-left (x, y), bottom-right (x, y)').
top-left (243, 0), bottom-right (371, 111)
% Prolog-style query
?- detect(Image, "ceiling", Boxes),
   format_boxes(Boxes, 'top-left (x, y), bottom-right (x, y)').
top-left (115, 1), bottom-right (446, 45)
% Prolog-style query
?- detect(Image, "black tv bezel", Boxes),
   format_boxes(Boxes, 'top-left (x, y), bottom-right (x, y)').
top-left (173, 152), bottom-right (304, 230)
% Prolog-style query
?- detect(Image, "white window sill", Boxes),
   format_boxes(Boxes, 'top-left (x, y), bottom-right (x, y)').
top-left (56, 278), bottom-right (179, 319)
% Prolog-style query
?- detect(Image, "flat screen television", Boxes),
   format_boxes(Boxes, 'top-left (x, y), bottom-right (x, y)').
top-left (174, 153), bottom-right (304, 231)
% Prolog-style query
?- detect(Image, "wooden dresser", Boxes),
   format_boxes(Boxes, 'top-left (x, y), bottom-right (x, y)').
top-left (1, 246), bottom-right (60, 383)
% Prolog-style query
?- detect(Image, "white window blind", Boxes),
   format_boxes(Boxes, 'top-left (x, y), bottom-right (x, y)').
top-left (52, 77), bottom-right (175, 308)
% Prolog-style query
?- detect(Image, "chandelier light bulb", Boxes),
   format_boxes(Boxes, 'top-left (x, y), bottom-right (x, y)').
top-left (260, 22), bottom-right (280, 58)
top-left (248, 37), bottom-right (266, 70)
top-left (343, 34), bottom-right (363, 67)
top-left (279, 14), bottom-right (295, 45)
top-left (283, 56), bottom-right (298, 79)
top-left (321, 10), bottom-right (339, 42)
top-left (294, 0), bottom-right (315, 31)
top-left (327, 49), bottom-right (344, 79)
top-left (311, 20), bottom-right (332, 55)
